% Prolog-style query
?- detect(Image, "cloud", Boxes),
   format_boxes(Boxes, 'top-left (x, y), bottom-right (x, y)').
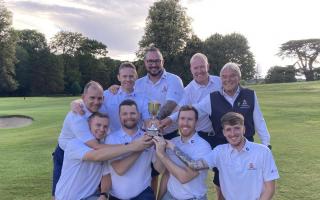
top-left (6, 0), bottom-right (155, 60)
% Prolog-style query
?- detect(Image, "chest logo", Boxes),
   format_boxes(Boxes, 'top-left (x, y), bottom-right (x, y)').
top-left (239, 99), bottom-right (250, 109)
top-left (248, 162), bottom-right (257, 170)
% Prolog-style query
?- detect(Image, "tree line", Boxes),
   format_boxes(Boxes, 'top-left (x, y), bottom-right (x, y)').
top-left (1, 0), bottom-right (319, 96)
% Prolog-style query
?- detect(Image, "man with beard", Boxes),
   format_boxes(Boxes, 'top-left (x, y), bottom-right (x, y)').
top-left (105, 99), bottom-right (164, 200)
top-left (153, 105), bottom-right (211, 200)
top-left (134, 46), bottom-right (185, 192)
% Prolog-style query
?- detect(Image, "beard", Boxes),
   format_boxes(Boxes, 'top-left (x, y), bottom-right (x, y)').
top-left (122, 120), bottom-right (138, 129)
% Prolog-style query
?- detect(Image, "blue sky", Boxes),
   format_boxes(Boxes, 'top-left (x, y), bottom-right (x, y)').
top-left (6, 0), bottom-right (320, 76)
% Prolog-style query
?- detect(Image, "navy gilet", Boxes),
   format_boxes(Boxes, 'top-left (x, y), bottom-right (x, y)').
top-left (209, 88), bottom-right (255, 139)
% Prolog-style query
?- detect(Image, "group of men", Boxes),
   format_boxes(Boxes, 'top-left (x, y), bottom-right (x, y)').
top-left (51, 46), bottom-right (279, 200)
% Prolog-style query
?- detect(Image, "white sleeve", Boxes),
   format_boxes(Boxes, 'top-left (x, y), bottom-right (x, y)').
top-left (70, 114), bottom-right (95, 143)
top-left (102, 161), bottom-right (110, 175)
top-left (165, 76), bottom-right (184, 103)
top-left (194, 94), bottom-right (212, 118)
top-left (253, 92), bottom-right (271, 145)
top-left (66, 140), bottom-right (92, 160)
top-left (262, 149), bottom-right (280, 181)
top-left (203, 147), bottom-right (219, 169)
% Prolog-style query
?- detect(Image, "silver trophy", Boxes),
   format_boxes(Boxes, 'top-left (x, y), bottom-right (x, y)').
top-left (146, 101), bottom-right (161, 136)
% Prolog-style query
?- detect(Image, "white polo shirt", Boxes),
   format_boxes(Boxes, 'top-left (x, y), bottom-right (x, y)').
top-left (106, 128), bottom-right (156, 199)
top-left (169, 75), bottom-right (221, 132)
top-left (58, 106), bottom-right (94, 150)
top-left (203, 140), bottom-right (279, 200)
top-left (135, 70), bottom-right (184, 134)
top-left (167, 133), bottom-right (212, 199)
top-left (195, 87), bottom-right (271, 145)
top-left (103, 88), bottom-right (150, 132)
top-left (55, 139), bottom-right (109, 200)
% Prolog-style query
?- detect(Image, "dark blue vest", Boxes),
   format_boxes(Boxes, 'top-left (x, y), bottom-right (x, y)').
top-left (209, 88), bottom-right (255, 139)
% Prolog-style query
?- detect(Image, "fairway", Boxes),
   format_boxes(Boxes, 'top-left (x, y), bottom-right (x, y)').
top-left (0, 81), bottom-right (319, 200)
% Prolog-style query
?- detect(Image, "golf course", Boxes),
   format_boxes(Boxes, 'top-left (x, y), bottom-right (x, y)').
top-left (0, 81), bottom-right (319, 200)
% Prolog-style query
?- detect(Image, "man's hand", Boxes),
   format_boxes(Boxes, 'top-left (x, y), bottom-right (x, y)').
top-left (159, 117), bottom-right (173, 130)
top-left (130, 134), bottom-right (153, 151)
top-left (97, 194), bottom-right (108, 200)
top-left (108, 84), bottom-right (120, 94)
top-left (152, 136), bottom-right (167, 157)
top-left (70, 99), bottom-right (85, 115)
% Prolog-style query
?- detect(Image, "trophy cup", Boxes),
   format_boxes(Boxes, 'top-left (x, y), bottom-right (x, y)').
top-left (147, 101), bottom-right (161, 136)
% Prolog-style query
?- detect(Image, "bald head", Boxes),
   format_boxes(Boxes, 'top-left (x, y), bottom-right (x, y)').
top-left (82, 81), bottom-right (104, 113)
top-left (190, 53), bottom-right (210, 85)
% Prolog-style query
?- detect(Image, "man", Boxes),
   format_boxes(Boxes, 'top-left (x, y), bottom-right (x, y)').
top-left (106, 99), bottom-right (164, 200)
top-left (134, 46), bottom-right (185, 192)
top-left (195, 62), bottom-right (271, 199)
top-left (153, 105), bottom-right (211, 200)
top-left (167, 112), bottom-right (279, 200)
top-left (71, 62), bottom-right (150, 132)
top-left (55, 112), bottom-right (152, 200)
top-left (162, 52), bottom-right (222, 144)
top-left (103, 62), bottom-right (150, 131)
top-left (52, 81), bottom-right (149, 198)
top-left (135, 46), bottom-right (184, 139)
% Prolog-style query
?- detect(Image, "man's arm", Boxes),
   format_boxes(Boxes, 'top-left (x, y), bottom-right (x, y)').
top-left (157, 100), bottom-right (177, 120)
top-left (83, 135), bottom-right (152, 161)
top-left (259, 180), bottom-right (276, 200)
top-left (70, 99), bottom-right (85, 115)
top-left (111, 152), bottom-right (142, 176)
top-left (99, 174), bottom-right (111, 200)
top-left (253, 92), bottom-right (271, 146)
top-left (166, 140), bottom-right (209, 170)
top-left (153, 136), bottom-right (200, 184)
top-left (157, 170), bottom-right (169, 200)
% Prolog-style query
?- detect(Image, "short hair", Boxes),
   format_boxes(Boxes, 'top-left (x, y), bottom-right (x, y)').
top-left (83, 80), bottom-right (103, 94)
top-left (190, 53), bottom-right (208, 65)
top-left (144, 45), bottom-right (163, 60)
top-left (88, 112), bottom-right (109, 123)
top-left (119, 99), bottom-right (139, 113)
top-left (221, 112), bottom-right (244, 128)
top-left (178, 105), bottom-right (199, 121)
top-left (220, 62), bottom-right (242, 78)
top-left (118, 62), bottom-right (137, 73)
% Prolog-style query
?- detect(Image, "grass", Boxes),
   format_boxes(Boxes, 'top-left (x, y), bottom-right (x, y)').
top-left (0, 81), bottom-right (320, 199)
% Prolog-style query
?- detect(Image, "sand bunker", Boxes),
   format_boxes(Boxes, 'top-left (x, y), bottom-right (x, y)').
top-left (0, 115), bottom-right (33, 129)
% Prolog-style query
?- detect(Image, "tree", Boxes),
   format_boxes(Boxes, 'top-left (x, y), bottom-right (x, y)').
top-left (278, 39), bottom-right (320, 81)
top-left (16, 30), bottom-right (64, 95)
top-left (204, 33), bottom-right (255, 80)
top-left (0, 2), bottom-right (18, 93)
top-left (265, 65), bottom-right (297, 83)
top-left (50, 31), bottom-right (109, 93)
top-left (138, 0), bottom-right (191, 61)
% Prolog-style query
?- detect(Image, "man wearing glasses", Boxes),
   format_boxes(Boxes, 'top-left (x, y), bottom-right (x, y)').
top-left (134, 46), bottom-right (185, 194)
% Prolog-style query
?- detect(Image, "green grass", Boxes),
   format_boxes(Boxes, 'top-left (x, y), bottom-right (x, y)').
top-left (0, 81), bottom-right (320, 199)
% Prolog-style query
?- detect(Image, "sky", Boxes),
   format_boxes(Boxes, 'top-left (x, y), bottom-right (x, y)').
top-left (5, 0), bottom-right (320, 76)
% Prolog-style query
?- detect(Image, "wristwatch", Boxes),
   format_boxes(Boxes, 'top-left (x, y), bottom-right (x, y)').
top-left (100, 192), bottom-right (109, 199)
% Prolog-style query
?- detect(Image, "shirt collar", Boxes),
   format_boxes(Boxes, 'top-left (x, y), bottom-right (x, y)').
top-left (221, 86), bottom-right (241, 98)
top-left (192, 76), bottom-right (214, 89)
top-left (119, 127), bottom-right (143, 139)
top-left (146, 69), bottom-right (168, 83)
top-left (227, 138), bottom-right (251, 154)
top-left (178, 132), bottom-right (199, 145)
top-left (118, 87), bottom-right (136, 97)
top-left (83, 105), bottom-right (93, 118)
